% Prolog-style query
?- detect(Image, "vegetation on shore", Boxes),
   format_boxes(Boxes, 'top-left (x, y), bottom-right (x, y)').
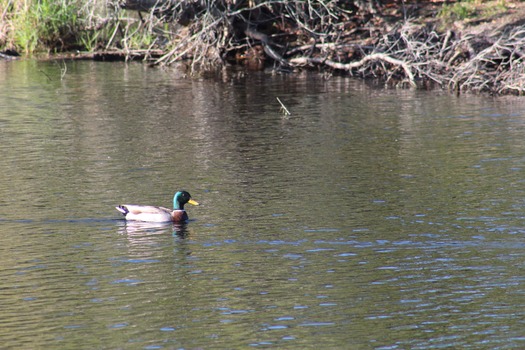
top-left (1, 0), bottom-right (525, 94)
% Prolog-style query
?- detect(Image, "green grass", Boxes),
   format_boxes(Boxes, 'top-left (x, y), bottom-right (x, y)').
top-left (438, 0), bottom-right (508, 22)
top-left (439, 1), bottom-right (478, 21)
top-left (1, 0), bottom-right (163, 55)
top-left (10, 0), bottom-right (81, 54)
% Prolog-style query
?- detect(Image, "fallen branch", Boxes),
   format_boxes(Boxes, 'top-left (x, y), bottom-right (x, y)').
top-left (290, 53), bottom-right (416, 87)
top-left (285, 42), bottom-right (374, 56)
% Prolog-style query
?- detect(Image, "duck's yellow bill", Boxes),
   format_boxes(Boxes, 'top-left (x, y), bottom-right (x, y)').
top-left (188, 199), bottom-right (199, 206)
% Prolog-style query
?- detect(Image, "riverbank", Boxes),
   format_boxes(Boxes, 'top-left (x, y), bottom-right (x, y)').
top-left (2, 1), bottom-right (525, 95)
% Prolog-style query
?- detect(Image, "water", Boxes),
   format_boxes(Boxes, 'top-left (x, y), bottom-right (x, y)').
top-left (0, 60), bottom-right (524, 349)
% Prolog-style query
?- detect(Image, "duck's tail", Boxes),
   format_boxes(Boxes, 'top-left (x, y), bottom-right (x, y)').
top-left (115, 205), bottom-right (129, 216)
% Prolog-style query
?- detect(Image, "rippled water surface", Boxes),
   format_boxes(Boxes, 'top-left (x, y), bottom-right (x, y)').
top-left (0, 60), bottom-right (524, 349)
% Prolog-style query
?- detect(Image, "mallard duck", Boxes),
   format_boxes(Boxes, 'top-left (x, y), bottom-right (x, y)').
top-left (116, 191), bottom-right (199, 223)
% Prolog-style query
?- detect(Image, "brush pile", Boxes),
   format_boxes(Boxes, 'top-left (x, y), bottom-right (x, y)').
top-left (115, 0), bottom-right (525, 94)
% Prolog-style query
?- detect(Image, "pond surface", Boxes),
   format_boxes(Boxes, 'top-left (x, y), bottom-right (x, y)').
top-left (0, 60), bottom-right (524, 349)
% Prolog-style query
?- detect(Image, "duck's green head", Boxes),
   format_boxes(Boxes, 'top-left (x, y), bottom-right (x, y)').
top-left (173, 191), bottom-right (199, 210)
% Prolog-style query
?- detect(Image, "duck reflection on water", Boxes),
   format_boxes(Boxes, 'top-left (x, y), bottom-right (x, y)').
top-left (117, 220), bottom-right (191, 239)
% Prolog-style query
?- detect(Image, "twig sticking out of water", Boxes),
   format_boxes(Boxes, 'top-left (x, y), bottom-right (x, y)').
top-left (60, 60), bottom-right (67, 80)
top-left (276, 97), bottom-right (291, 116)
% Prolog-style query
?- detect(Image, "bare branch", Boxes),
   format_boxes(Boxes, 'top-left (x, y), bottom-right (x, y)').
top-left (291, 53), bottom-right (416, 87)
